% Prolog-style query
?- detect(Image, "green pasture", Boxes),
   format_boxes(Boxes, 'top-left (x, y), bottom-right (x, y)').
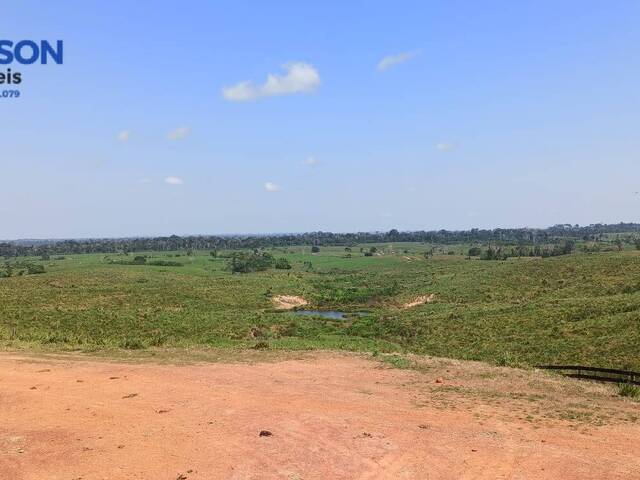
top-left (1, 243), bottom-right (639, 370)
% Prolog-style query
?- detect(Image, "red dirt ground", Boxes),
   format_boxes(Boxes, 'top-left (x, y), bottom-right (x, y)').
top-left (1, 352), bottom-right (639, 479)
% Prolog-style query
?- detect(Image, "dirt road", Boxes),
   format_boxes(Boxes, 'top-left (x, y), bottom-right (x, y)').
top-left (1, 352), bottom-right (638, 479)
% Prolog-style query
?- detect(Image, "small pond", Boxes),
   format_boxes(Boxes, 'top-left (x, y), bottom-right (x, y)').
top-left (289, 310), bottom-right (368, 320)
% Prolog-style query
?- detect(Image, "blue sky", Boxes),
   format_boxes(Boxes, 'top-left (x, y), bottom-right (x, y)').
top-left (2, 1), bottom-right (640, 238)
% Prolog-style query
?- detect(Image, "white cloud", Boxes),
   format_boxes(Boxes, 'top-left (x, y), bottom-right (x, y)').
top-left (117, 130), bottom-right (131, 142)
top-left (165, 176), bottom-right (183, 185)
top-left (167, 127), bottom-right (190, 141)
top-left (304, 156), bottom-right (319, 167)
top-left (377, 50), bottom-right (419, 71)
top-left (264, 182), bottom-right (281, 192)
top-left (223, 62), bottom-right (320, 102)
top-left (222, 81), bottom-right (255, 101)
top-left (436, 142), bottom-right (456, 151)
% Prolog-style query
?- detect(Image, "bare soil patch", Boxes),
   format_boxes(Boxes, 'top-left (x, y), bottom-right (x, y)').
top-left (402, 293), bottom-right (436, 309)
top-left (0, 352), bottom-right (638, 479)
top-left (272, 295), bottom-right (308, 310)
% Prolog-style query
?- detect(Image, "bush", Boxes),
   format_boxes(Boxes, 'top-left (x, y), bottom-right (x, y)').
top-left (618, 383), bottom-right (640, 399)
top-left (468, 247), bottom-right (481, 257)
top-left (27, 264), bottom-right (45, 275)
top-left (311, 246), bottom-right (320, 253)
top-left (132, 256), bottom-right (147, 264)
top-left (274, 257), bottom-right (292, 269)
top-left (120, 337), bottom-right (145, 350)
top-left (225, 251), bottom-right (274, 273)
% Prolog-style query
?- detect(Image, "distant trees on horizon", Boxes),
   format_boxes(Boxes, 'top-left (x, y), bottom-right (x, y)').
top-left (2, 223), bottom-right (640, 258)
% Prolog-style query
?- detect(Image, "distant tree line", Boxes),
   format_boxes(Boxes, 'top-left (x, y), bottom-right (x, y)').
top-left (470, 240), bottom-right (576, 260)
top-left (2, 223), bottom-right (640, 258)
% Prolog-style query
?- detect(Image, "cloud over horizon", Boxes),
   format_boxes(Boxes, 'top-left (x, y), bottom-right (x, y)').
top-left (435, 142), bottom-right (456, 151)
top-left (165, 176), bottom-right (184, 185)
top-left (264, 182), bottom-right (281, 192)
top-left (377, 50), bottom-right (419, 71)
top-left (117, 130), bottom-right (131, 142)
top-left (304, 156), bottom-right (319, 167)
top-left (167, 127), bottom-right (190, 141)
top-left (223, 63), bottom-right (320, 101)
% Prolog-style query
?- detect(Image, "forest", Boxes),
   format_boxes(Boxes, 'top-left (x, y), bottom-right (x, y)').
top-left (3, 222), bottom-right (640, 257)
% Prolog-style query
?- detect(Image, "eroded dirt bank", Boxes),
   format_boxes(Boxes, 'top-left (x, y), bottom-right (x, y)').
top-left (1, 352), bottom-right (638, 479)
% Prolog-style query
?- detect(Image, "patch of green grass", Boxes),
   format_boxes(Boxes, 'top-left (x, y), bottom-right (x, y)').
top-left (1, 246), bottom-right (640, 370)
top-left (379, 354), bottom-right (414, 369)
top-left (618, 383), bottom-right (640, 399)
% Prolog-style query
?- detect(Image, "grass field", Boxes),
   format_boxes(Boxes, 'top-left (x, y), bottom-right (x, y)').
top-left (1, 243), bottom-right (639, 370)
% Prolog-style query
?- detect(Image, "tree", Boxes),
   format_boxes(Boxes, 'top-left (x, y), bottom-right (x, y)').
top-left (468, 247), bottom-right (481, 257)
top-left (225, 251), bottom-right (274, 273)
top-left (311, 246), bottom-right (320, 253)
top-left (615, 238), bottom-right (624, 252)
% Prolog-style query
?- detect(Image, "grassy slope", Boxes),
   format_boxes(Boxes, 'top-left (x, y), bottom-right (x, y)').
top-left (1, 244), bottom-right (639, 369)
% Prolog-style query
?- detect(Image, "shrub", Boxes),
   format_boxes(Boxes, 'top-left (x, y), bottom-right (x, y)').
top-left (468, 247), bottom-right (481, 257)
top-left (225, 251), bottom-right (274, 273)
top-left (120, 337), bottom-right (145, 350)
top-left (274, 257), bottom-right (292, 269)
top-left (311, 246), bottom-right (320, 253)
top-left (618, 383), bottom-right (640, 399)
top-left (27, 264), bottom-right (45, 275)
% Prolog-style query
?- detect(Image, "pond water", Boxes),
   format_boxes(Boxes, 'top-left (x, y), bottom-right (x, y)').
top-left (290, 310), bottom-right (368, 320)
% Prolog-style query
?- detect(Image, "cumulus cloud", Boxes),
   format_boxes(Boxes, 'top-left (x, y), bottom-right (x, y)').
top-left (264, 182), bottom-right (281, 192)
top-left (167, 127), bottom-right (190, 141)
top-left (165, 176), bottom-right (183, 185)
top-left (435, 142), bottom-right (456, 151)
top-left (223, 62), bottom-right (320, 101)
top-left (304, 156), bottom-right (319, 167)
top-left (117, 130), bottom-right (131, 142)
top-left (377, 50), bottom-right (419, 71)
